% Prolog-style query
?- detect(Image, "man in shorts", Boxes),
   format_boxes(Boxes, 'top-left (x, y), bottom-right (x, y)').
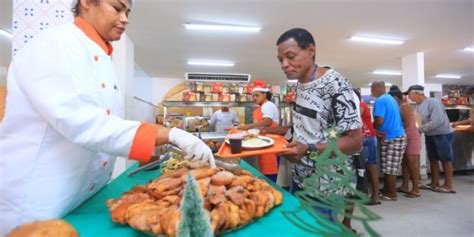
top-left (405, 85), bottom-right (456, 193)
top-left (371, 81), bottom-right (407, 201)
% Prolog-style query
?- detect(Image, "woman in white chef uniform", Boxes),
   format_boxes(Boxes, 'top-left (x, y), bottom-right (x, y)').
top-left (0, 0), bottom-right (214, 234)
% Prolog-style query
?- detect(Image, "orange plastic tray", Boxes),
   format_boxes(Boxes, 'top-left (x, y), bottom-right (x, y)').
top-left (216, 131), bottom-right (291, 158)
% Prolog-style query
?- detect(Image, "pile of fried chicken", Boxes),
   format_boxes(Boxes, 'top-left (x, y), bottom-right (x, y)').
top-left (106, 165), bottom-right (283, 236)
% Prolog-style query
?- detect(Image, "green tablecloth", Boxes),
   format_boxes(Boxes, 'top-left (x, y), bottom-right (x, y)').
top-left (64, 161), bottom-right (315, 236)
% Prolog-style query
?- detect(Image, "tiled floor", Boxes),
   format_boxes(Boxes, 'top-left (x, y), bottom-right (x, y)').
top-left (351, 174), bottom-right (474, 236)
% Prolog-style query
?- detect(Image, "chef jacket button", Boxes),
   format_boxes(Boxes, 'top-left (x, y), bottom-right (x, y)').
top-left (89, 184), bottom-right (96, 192)
top-left (101, 83), bottom-right (106, 89)
top-left (94, 55), bottom-right (99, 61)
top-left (102, 160), bottom-right (108, 167)
top-left (114, 85), bottom-right (118, 90)
top-left (106, 109), bottom-right (111, 115)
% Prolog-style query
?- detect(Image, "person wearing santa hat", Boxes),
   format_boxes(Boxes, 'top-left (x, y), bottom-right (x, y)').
top-left (237, 80), bottom-right (280, 182)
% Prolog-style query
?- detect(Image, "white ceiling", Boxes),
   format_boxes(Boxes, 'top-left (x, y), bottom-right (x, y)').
top-left (126, 0), bottom-right (474, 87)
top-left (1, 0), bottom-right (473, 88)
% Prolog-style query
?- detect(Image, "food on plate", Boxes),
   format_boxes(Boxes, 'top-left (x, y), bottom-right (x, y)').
top-left (242, 137), bottom-right (270, 147)
top-left (6, 220), bottom-right (78, 237)
top-left (106, 165), bottom-right (283, 236)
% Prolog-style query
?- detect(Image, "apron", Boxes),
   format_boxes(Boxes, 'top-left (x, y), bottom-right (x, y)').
top-left (253, 101), bottom-right (279, 175)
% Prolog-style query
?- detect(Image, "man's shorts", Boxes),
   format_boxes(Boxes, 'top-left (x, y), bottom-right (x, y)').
top-left (380, 135), bottom-right (407, 175)
top-left (425, 133), bottom-right (454, 161)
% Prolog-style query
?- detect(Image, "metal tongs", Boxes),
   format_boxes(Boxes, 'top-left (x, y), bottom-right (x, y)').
top-left (128, 144), bottom-right (242, 177)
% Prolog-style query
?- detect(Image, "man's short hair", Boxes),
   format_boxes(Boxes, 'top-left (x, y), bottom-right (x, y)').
top-left (371, 80), bottom-right (386, 89)
top-left (276, 28), bottom-right (315, 50)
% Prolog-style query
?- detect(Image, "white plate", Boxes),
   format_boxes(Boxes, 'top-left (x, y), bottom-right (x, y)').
top-left (225, 136), bottom-right (275, 150)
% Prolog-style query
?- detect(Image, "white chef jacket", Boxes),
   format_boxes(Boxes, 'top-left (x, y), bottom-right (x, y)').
top-left (0, 17), bottom-right (158, 235)
top-left (209, 110), bottom-right (239, 132)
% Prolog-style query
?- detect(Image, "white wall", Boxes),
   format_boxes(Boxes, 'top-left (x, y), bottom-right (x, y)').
top-left (125, 67), bottom-right (155, 123)
top-left (152, 77), bottom-right (185, 104)
top-left (424, 83), bottom-right (442, 94)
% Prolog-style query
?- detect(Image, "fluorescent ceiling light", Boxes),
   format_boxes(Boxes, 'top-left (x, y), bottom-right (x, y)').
top-left (188, 60), bottom-right (234, 67)
top-left (350, 35), bottom-right (404, 45)
top-left (463, 47), bottom-right (474, 52)
top-left (0, 29), bottom-right (12, 39)
top-left (287, 80), bottom-right (298, 83)
top-left (373, 70), bottom-right (402, 76)
top-left (184, 23), bottom-right (261, 32)
top-left (435, 74), bottom-right (462, 79)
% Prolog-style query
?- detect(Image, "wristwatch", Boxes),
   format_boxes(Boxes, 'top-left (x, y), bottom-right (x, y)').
top-left (307, 143), bottom-right (317, 153)
top-left (306, 143), bottom-right (319, 160)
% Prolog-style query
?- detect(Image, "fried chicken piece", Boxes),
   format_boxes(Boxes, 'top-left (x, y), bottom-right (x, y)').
top-left (262, 190), bottom-right (275, 213)
top-left (158, 195), bottom-right (181, 206)
top-left (127, 209), bottom-right (165, 234)
top-left (238, 175), bottom-right (256, 185)
top-left (147, 178), bottom-right (182, 193)
top-left (227, 202), bottom-right (241, 229)
top-left (248, 192), bottom-right (268, 217)
top-left (232, 169), bottom-right (253, 176)
top-left (211, 170), bottom-right (235, 186)
top-left (6, 220), bottom-right (79, 237)
top-left (270, 187), bottom-right (283, 206)
top-left (160, 205), bottom-right (179, 235)
top-left (211, 202), bottom-right (230, 232)
top-left (146, 178), bottom-right (183, 199)
top-left (106, 192), bottom-right (153, 224)
top-left (196, 177), bottom-right (211, 197)
top-left (239, 199), bottom-right (256, 225)
top-left (225, 186), bottom-right (246, 206)
top-left (161, 167), bottom-right (190, 178)
top-left (181, 167), bottom-right (217, 181)
top-left (207, 185), bottom-right (227, 205)
top-left (227, 176), bottom-right (247, 189)
top-left (125, 199), bottom-right (161, 222)
top-left (165, 208), bottom-right (181, 237)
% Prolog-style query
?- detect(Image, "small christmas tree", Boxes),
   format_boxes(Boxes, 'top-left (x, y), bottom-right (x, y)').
top-left (283, 127), bottom-right (381, 236)
top-left (177, 173), bottom-right (214, 237)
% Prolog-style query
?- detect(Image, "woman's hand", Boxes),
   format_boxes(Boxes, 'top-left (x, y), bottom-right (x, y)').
top-left (168, 128), bottom-right (216, 168)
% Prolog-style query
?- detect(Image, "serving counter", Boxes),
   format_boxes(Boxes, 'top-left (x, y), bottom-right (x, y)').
top-left (64, 161), bottom-right (318, 236)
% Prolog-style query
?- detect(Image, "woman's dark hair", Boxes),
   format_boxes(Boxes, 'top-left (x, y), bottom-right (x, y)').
top-left (389, 85), bottom-right (401, 92)
top-left (266, 91), bottom-right (273, 101)
top-left (72, 0), bottom-right (100, 17)
top-left (389, 89), bottom-right (403, 101)
top-left (353, 88), bottom-right (361, 101)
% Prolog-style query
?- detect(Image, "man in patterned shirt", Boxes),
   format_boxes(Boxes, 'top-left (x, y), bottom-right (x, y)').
top-left (276, 28), bottom-right (363, 220)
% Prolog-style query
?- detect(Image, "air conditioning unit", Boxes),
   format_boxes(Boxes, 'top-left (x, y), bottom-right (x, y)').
top-left (185, 72), bottom-right (251, 83)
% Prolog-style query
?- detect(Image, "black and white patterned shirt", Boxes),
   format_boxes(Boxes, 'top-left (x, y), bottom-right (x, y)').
top-left (292, 69), bottom-right (362, 194)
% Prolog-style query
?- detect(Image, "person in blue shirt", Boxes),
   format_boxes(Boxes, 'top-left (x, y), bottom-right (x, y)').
top-left (371, 81), bottom-right (407, 201)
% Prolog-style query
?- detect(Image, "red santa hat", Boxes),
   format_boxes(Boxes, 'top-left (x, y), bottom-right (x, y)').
top-left (251, 80), bottom-right (270, 93)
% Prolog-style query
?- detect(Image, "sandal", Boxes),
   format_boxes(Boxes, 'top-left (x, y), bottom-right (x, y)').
top-left (396, 187), bottom-right (410, 194)
top-left (432, 187), bottom-right (456, 194)
top-left (419, 184), bottom-right (434, 191)
top-left (404, 192), bottom-right (421, 198)
top-left (379, 195), bottom-right (398, 201)
top-left (365, 199), bottom-right (382, 206)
